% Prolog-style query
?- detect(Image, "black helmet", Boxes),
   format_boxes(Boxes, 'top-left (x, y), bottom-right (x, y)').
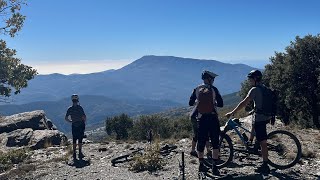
top-left (71, 94), bottom-right (79, 101)
top-left (247, 70), bottom-right (262, 79)
top-left (201, 70), bottom-right (218, 80)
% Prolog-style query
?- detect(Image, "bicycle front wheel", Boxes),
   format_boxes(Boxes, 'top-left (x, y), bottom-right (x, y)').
top-left (267, 130), bottom-right (302, 169)
top-left (216, 133), bottom-right (233, 168)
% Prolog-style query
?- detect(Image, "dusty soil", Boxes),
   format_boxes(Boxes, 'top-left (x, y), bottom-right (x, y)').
top-left (1, 117), bottom-right (320, 180)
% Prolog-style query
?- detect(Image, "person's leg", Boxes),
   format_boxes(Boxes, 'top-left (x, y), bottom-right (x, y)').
top-left (249, 127), bottom-right (255, 142)
top-left (78, 139), bottom-right (83, 153)
top-left (191, 117), bottom-right (198, 152)
top-left (72, 125), bottom-right (77, 159)
top-left (254, 121), bottom-right (270, 174)
top-left (78, 141), bottom-right (84, 158)
top-left (72, 139), bottom-right (77, 159)
top-left (260, 140), bottom-right (268, 161)
top-left (190, 117), bottom-right (198, 157)
top-left (209, 114), bottom-right (220, 175)
top-left (191, 139), bottom-right (197, 151)
top-left (73, 142), bottom-right (77, 153)
top-left (78, 123), bottom-right (85, 158)
top-left (197, 115), bottom-right (209, 171)
top-left (205, 141), bottom-right (212, 158)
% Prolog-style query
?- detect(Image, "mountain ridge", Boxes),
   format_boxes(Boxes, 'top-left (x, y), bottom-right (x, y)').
top-left (3, 55), bottom-right (257, 105)
top-left (0, 95), bottom-right (181, 133)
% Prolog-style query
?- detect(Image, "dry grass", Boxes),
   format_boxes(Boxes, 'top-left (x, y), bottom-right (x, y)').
top-left (163, 138), bottom-right (177, 145)
top-left (0, 148), bottom-right (30, 173)
top-left (44, 145), bottom-right (73, 163)
top-left (43, 139), bottom-right (53, 149)
top-left (302, 148), bottom-right (317, 158)
top-left (286, 152), bottom-right (298, 160)
top-left (129, 141), bottom-right (165, 172)
top-left (315, 134), bottom-right (320, 143)
top-left (126, 140), bottom-right (137, 144)
top-left (189, 159), bottom-right (197, 164)
top-left (0, 164), bottom-right (36, 180)
top-left (124, 144), bottom-right (131, 149)
top-left (115, 140), bottom-right (123, 145)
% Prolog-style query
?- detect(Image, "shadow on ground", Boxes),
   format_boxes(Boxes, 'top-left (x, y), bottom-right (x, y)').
top-left (67, 158), bottom-right (91, 168)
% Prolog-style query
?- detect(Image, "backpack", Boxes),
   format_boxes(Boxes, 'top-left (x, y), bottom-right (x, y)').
top-left (255, 85), bottom-right (277, 118)
top-left (196, 85), bottom-right (215, 114)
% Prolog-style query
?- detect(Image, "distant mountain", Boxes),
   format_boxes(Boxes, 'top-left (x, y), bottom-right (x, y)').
top-left (0, 95), bottom-right (180, 133)
top-left (5, 55), bottom-right (257, 105)
top-left (155, 92), bottom-right (241, 119)
top-left (84, 92), bottom-right (242, 138)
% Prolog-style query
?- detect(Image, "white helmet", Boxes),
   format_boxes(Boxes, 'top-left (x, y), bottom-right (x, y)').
top-left (71, 94), bottom-right (79, 101)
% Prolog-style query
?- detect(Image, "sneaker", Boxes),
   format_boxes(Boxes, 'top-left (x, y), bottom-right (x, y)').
top-left (255, 163), bottom-right (270, 174)
top-left (79, 152), bottom-right (85, 159)
top-left (211, 161), bottom-right (220, 176)
top-left (190, 151), bottom-right (198, 158)
top-left (198, 163), bottom-right (209, 172)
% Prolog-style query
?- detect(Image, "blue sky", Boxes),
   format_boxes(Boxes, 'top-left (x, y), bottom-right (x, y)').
top-left (3, 0), bottom-right (320, 74)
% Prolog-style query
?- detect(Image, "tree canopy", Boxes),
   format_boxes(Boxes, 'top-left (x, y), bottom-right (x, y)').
top-left (105, 114), bottom-right (133, 139)
top-left (0, 0), bottom-right (37, 100)
top-left (240, 34), bottom-right (320, 128)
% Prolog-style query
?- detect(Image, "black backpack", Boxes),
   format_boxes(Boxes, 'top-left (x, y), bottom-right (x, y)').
top-left (255, 85), bottom-right (277, 118)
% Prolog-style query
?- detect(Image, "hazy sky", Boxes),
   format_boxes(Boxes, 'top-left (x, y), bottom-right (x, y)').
top-left (3, 0), bottom-right (320, 74)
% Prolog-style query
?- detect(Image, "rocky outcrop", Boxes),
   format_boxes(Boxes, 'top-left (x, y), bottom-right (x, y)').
top-left (0, 110), bottom-right (67, 150)
top-left (0, 110), bottom-right (49, 133)
top-left (29, 130), bottom-right (67, 150)
top-left (5, 128), bottom-right (33, 147)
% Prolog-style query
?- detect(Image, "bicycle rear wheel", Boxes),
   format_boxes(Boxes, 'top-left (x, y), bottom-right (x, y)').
top-left (111, 148), bottom-right (143, 166)
top-left (267, 130), bottom-right (302, 169)
top-left (216, 133), bottom-right (233, 168)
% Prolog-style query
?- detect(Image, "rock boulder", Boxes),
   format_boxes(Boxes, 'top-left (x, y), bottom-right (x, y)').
top-left (0, 110), bottom-right (68, 150)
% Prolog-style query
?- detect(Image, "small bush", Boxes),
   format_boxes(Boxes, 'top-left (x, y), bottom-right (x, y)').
top-left (129, 142), bottom-right (165, 172)
top-left (124, 144), bottom-right (131, 149)
top-left (43, 140), bottom-right (53, 148)
top-left (302, 148), bottom-right (316, 158)
top-left (173, 130), bottom-right (190, 139)
top-left (0, 148), bottom-right (30, 173)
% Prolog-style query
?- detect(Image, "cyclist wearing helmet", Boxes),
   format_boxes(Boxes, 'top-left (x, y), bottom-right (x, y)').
top-left (65, 94), bottom-right (86, 159)
top-left (189, 70), bottom-right (223, 175)
top-left (226, 70), bottom-right (271, 174)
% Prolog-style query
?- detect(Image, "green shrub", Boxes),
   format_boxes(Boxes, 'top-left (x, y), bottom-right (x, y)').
top-left (129, 115), bottom-right (173, 140)
top-left (129, 142), bottom-right (165, 172)
top-left (0, 148), bottom-right (30, 173)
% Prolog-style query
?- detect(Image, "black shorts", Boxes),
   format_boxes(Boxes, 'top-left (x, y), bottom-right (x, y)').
top-left (72, 121), bottom-right (85, 143)
top-left (254, 121), bottom-right (268, 142)
top-left (197, 113), bottom-right (220, 152)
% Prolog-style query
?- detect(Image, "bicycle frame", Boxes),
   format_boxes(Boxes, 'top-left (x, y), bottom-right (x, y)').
top-left (224, 119), bottom-right (251, 143)
top-left (222, 118), bottom-right (261, 155)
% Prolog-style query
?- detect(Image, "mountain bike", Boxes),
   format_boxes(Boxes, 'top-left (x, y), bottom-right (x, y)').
top-left (214, 118), bottom-right (302, 170)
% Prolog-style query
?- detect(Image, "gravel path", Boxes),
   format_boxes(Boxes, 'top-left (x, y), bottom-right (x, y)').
top-left (1, 120), bottom-right (320, 180)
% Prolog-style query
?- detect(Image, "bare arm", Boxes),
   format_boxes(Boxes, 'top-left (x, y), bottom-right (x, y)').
top-left (225, 95), bottom-right (252, 118)
top-left (65, 115), bottom-right (72, 122)
top-left (82, 115), bottom-right (86, 123)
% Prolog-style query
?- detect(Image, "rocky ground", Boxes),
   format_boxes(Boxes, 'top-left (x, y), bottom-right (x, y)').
top-left (1, 118), bottom-right (320, 180)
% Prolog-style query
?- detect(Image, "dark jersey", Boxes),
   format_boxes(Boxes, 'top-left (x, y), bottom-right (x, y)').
top-left (66, 105), bottom-right (86, 124)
